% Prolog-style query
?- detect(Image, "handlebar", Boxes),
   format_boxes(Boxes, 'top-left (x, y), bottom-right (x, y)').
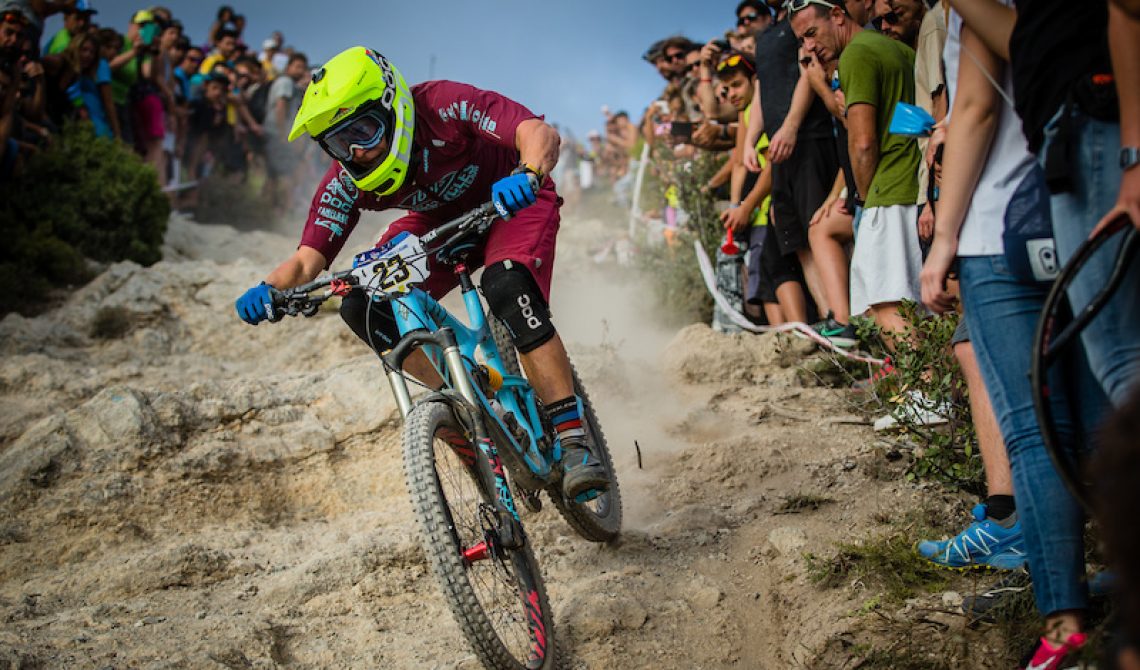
top-left (268, 201), bottom-right (500, 321)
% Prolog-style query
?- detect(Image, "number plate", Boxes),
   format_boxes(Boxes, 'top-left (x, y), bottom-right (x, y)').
top-left (350, 231), bottom-right (429, 294)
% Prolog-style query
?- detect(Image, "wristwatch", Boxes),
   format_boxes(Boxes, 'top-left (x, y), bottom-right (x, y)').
top-left (1122, 147), bottom-right (1140, 172)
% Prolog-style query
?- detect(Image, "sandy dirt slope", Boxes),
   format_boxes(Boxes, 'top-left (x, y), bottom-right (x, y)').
top-left (0, 212), bottom-right (1006, 669)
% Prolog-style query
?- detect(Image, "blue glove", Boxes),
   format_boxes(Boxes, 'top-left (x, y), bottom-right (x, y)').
top-left (235, 282), bottom-right (277, 325)
top-left (491, 171), bottom-right (540, 220)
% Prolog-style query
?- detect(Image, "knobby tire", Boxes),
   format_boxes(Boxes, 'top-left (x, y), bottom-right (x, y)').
top-left (492, 319), bottom-right (623, 543)
top-left (403, 401), bottom-right (558, 670)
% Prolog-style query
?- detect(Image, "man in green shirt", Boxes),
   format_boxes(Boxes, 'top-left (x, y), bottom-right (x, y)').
top-left (790, 0), bottom-right (923, 347)
top-left (41, 0), bottom-right (92, 56)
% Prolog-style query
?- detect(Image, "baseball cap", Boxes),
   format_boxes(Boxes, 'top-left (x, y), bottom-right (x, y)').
top-left (69, 0), bottom-right (97, 14)
top-left (131, 9), bottom-right (154, 24)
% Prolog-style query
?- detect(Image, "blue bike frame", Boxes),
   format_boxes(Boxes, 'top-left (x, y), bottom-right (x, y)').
top-left (380, 279), bottom-right (562, 484)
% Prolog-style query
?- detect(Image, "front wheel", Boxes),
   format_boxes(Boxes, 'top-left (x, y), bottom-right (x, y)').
top-left (403, 401), bottom-right (557, 670)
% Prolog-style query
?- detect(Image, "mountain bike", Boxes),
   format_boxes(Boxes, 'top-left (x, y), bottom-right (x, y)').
top-left (267, 201), bottom-right (623, 670)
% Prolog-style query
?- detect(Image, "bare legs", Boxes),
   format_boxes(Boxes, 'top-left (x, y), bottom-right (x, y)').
top-left (808, 208), bottom-right (853, 323)
top-left (954, 341), bottom-right (1013, 497)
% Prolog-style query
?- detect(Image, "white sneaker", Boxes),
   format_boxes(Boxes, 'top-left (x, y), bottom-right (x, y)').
top-left (873, 390), bottom-right (951, 432)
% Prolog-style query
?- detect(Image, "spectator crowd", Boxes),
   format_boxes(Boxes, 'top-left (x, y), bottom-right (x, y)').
top-left (2, 0), bottom-right (1139, 667)
top-left (583, 1), bottom-right (1140, 668)
top-left (0, 0), bottom-right (320, 214)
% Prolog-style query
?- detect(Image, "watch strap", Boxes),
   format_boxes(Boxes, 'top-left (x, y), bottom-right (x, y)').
top-left (1122, 147), bottom-right (1140, 171)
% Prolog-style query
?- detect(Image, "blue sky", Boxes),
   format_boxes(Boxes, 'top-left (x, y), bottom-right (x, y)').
top-left (52, 1), bottom-right (744, 140)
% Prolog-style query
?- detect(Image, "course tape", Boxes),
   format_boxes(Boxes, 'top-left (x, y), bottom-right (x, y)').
top-left (694, 240), bottom-right (887, 366)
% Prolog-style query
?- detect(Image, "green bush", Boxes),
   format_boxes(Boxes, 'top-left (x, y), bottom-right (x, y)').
top-left (0, 123), bottom-right (169, 315)
top-left (870, 301), bottom-right (984, 493)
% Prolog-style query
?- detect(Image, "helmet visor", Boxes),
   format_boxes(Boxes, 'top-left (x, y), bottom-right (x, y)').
top-left (318, 107), bottom-right (390, 163)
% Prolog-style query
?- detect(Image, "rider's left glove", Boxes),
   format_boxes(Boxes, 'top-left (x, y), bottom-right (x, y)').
top-left (235, 282), bottom-right (278, 325)
top-left (491, 170), bottom-right (540, 220)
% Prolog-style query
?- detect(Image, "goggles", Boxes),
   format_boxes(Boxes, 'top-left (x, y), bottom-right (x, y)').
top-left (716, 53), bottom-right (755, 74)
top-left (318, 105), bottom-right (389, 163)
top-left (783, 0), bottom-right (838, 12)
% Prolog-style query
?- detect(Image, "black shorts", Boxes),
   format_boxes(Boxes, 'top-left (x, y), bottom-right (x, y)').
top-left (770, 136), bottom-right (840, 255)
top-left (746, 226), bottom-right (803, 305)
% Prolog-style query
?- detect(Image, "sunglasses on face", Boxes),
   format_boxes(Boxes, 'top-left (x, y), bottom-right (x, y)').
top-left (737, 12), bottom-right (760, 26)
top-left (665, 51), bottom-right (686, 63)
top-left (872, 10), bottom-right (901, 29)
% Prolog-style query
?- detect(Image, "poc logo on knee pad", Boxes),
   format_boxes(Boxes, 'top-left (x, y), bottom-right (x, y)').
top-left (517, 294), bottom-right (543, 330)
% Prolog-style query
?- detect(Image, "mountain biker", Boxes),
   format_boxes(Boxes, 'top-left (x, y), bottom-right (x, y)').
top-left (233, 46), bottom-right (609, 500)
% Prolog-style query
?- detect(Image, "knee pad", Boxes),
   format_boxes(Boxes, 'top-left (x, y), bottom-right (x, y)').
top-left (481, 260), bottom-right (556, 354)
top-left (340, 288), bottom-right (402, 352)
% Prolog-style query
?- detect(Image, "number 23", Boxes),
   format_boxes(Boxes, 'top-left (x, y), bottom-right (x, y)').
top-left (379, 255), bottom-right (410, 289)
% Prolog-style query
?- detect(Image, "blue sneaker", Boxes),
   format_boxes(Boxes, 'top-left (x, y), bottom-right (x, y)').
top-left (916, 503), bottom-right (1027, 570)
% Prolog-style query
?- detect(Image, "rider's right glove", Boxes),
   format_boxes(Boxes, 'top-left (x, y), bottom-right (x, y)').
top-left (491, 169), bottom-right (540, 220)
top-left (235, 282), bottom-right (278, 325)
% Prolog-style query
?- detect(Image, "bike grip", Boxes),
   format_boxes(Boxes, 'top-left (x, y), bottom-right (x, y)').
top-left (266, 286), bottom-right (286, 323)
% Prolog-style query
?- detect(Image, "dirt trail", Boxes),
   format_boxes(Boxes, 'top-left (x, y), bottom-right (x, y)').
top-left (0, 211), bottom-right (1002, 669)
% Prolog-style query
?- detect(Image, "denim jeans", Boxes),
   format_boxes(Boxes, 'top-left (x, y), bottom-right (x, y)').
top-left (1041, 109), bottom-right (1140, 405)
top-left (958, 255), bottom-right (1088, 616)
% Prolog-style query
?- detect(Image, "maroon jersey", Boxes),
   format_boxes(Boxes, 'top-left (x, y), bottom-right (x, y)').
top-left (299, 80), bottom-right (541, 265)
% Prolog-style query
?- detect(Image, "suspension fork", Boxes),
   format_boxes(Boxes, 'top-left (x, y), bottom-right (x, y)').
top-left (384, 328), bottom-right (526, 548)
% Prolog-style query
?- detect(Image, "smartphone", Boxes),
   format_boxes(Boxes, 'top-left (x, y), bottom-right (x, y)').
top-left (140, 22), bottom-right (159, 46)
top-left (669, 121), bottom-right (694, 140)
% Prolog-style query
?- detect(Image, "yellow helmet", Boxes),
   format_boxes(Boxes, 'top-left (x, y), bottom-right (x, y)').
top-left (289, 46), bottom-right (415, 195)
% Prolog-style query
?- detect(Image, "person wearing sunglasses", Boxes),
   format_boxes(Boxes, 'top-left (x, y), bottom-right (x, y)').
top-left (871, 0), bottom-right (926, 47)
top-left (235, 46), bottom-right (611, 501)
top-left (789, 0), bottom-right (924, 351)
top-left (736, 0), bottom-right (773, 36)
top-left (744, 0), bottom-right (842, 329)
top-left (644, 35), bottom-right (696, 84)
top-left (718, 51), bottom-right (809, 326)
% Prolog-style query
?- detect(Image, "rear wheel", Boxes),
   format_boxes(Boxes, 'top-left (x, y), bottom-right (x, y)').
top-left (549, 368), bottom-right (623, 543)
top-left (492, 318), bottom-right (623, 543)
top-left (403, 401), bottom-right (557, 669)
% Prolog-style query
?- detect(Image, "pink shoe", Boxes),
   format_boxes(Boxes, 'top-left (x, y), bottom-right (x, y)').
top-left (1021, 632), bottom-right (1087, 670)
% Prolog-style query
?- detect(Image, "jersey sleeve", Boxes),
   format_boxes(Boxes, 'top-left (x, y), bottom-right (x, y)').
top-left (421, 80), bottom-right (540, 152)
top-left (299, 161), bottom-right (374, 267)
top-left (839, 43), bottom-right (882, 110)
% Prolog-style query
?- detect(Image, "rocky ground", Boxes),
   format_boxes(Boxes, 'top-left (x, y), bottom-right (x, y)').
top-left (0, 210), bottom-right (1022, 668)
